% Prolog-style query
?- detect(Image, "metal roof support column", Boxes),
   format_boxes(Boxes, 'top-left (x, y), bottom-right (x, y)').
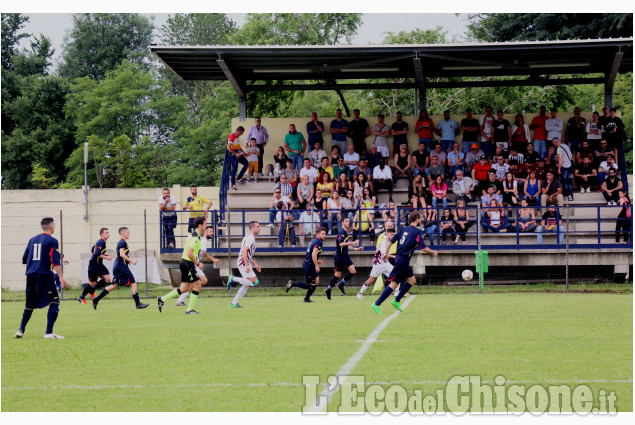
top-left (239, 97), bottom-right (247, 121)
top-left (604, 48), bottom-right (624, 110)
top-left (413, 56), bottom-right (426, 112)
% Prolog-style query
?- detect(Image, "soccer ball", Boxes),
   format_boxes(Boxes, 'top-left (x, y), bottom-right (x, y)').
top-left (462, 269), bottom-right (474, 281)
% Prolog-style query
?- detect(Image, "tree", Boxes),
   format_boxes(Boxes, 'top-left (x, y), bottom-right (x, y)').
top-left (1, 13), bottom-right (30, 70)
top-left (59, 13), bottom-right (153, 81)
top-left (30, 162), bottom-right (56, 189)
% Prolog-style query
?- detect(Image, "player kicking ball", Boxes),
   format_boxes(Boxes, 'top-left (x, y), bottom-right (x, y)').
top-left (357, 223), bottom-right (396, 299)
top-left (325, 216), bottom-right (362, 300)
top-left (174, 224), bottom-right (221, 306)
top-left (158, 217), bottom-right (207, 314)
top-left (78, 228), bottom-right (112, 303)
top-left (92, 227), bottom-right (149, 310)
top-left (286, 226), bottom-right (326, 302)
top-left (227, 221), bottom-right (261, 308)
top-left (371, 210), bottom-right (437, 314)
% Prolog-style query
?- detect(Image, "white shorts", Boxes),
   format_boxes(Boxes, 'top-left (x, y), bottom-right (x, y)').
top-left (370, 262), bottom-right (393, 278)
top-left (195, 266), bottom-right (205, 278)
top-left (376, 145), bottom-right (390, 157)
top-left (238, 265), bottom-right (257, 279)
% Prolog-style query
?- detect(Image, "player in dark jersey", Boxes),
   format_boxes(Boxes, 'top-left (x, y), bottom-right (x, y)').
top-left (286, 227), bottom-right (327, 302)
top-left (92, 227), bottom-right (149, 310)
top-left (78, 228), bottom-right (112, 303)
top-left (15, 217), bottom-right (67, 339)
top-left (371, 210), bottom-right (437, 314)
top-left (325, 216), bottom-right (362, 300)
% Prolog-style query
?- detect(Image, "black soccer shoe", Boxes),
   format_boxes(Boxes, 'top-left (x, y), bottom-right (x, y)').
top-left (157, 296), bottom-right (164, 313)
top-left (337, 282), bottom-right (346, 295)
top-left (325, 287), bottom-right (332, 300)
top-left (136, 303), bottom-right (149, 309)
top-left (92, 299), bottom-right (98, 310)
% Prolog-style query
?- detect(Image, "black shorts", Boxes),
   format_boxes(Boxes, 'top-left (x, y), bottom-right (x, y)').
top-left (25, 274), bottom-right (59, 309)
top-left (113, 267), bottom-right (135, 286)
top-left (179, 259), bottom-right (198, 283)
top-left (88, 263), bottom-right (110, 282)
top-left (334, 254), bottom-right (353, 272)
top-left (303, 261), bottom-right (319, 285)
top-left (387, 255), bottom-right (414, 284)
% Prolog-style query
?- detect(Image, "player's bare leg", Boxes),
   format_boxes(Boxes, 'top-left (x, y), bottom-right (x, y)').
top-left (231, 276), bottom-right (258, 308)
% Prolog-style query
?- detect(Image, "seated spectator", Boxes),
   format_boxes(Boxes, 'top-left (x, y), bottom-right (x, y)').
top-left (281, 159), bottom-right (298, 197)
top-left (452, 169), bottom-right (478, 204)
top-left (466, 144), bottom-right (485, 172)
top-left (544, 145), bottom-right (558, 168)
top-left (366, 144), bottom-right (382, 170)
top-left (333, 155), bottom-right (351, 179)
top-left (308, 141), bottom-right (327, 168)
top-left (340, 189), bottom-right (358, 223)
top-left (575, 140), bottom-right (594, 164)
top-left (335, 172), bottom-right (352, 197)
top-left (430, 142), bottom-right (447, 167)
top-left (409, 173), bottom-right (428, 208)
top-left (481, 184), bottom-right (503, 209)
top-left (313, 189), bottom-right (328, 226)
top-left (392, 144), bottom-right (413, 182)
top-left (509, 160), bottom-right (528, 194)
top-left (431, 175), bottom-right (448, 209)
top-left (275, 173), bottom-right (294, 199)
top-left (507, 147), bottom-right (525, 164)
top-left (471, 155), bottom-right (491, 190)
top-left (318, 156), bottom-right (334, 181)
top-left (425, 155), bottom-right (446, 186)
top-left (381, 201), bottom-right (397, 224)
top-left (447, 142), bottom-right (466, 179)
top-left (453, 199), bottom-right (473, 245)
top-left (353, 205), bottom-right (375, 237)
top-left (343, 144), bottom-right (360, 171)
top-left (272, 146), bottom-right (289, 182)
top-left (269, 186), bottom-right (294, 227)
top-left (524, 143), bottom-right (540, 165)
top-left (574, 156), bottom-right (597, 193)
top-left (296, 175), bottom-right (314, 210)
top-left (276, 201), bottom-right (296, 248)
top-left (511, 113), bottom-right (531, 154)
top-left (598, 153), bottom-right (618, 186)
top-left (373, 157), bottom-right (394, 202)
top-left (529, 158), bottom-right (548, 181)
top-left (491, 155), bottom-right (510, 181)
top-left (523, 169), bottom-right (542, 209)
top-left (329, 145), bottom-right (341, 166)
top-left (354, 173), bottom-right (372, 202)
top-left (536, 202), bottom-right (564, 244)
top-left (412, 143), bottom-right (430, 177)
top-left (502, 171), bottom-right (519, 208)
top-left (326, 190), bottom-right (342, 233)
top-left (494, 145), bottom-right (508, 162)
top-left (422, 205), bottom-right (438, 245)
top-left (360, 187), bottom-right (377, 209)
top-left (541, 170), bottom-right (564, 207)
top-left (593, 139), bottom-right (612, 167)
top-left (353, 157), bottom-right (373, 180)
top-left (440, 209), bottom-right (457, 245)
top-left (299, 158), bottom-right (319, 185)
top-left (483, 199), bottom-right (511, 233)
top-left (616, 189), bottom-right (632, 243)
top-left (479, 169), bottom-right (503, 196)
top-left (516, 198), bottom-right (537, 233)
top-left (316, 172), bottom-right (334, 199)
top-left (602, 168), bottom-right (623, 205)
top-left (299, 203), bottom-right (320, 236)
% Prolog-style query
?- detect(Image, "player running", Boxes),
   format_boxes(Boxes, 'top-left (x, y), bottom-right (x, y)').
top-left (325, 216), bottom-right (362, 300)
top-left (357, 221), bottom-right (396, 299)
top-left (371, 210), bottom-right (438, 314)
top-left (175, 224), bottom-right (221, 306)
top-left (227, 221), bottom-right (262, 308)
top-left (92, 227), bottom-right (149, 310)
top-left (78, 228), bottom-right (112, 304)
top-left (15, 217), bottom-right (68, 339)
top-left (286, 226), bottom-right (327, 302)
top-left (158, 217), bottom-right (207, 314)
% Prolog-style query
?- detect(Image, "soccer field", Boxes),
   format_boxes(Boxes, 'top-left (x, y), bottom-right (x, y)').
top-left (2, 291), bottom-right (632, 412)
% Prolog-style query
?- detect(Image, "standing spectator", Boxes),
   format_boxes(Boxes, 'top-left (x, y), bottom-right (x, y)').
top-left (431, 175), bottom-right (448, 209)
top-left (392, 144), bottom-right (413, 182)
top-left (601, 168), bottom-right (623, 205)
top-left (316, 172), bottom-right (335, 199)
top-left (541, 170), bottom-right (564, 207)
top-left (461, 108), bottom-right (480, 154)
top-left (615, 189), bottom-right (631, 243)
top-left (554, 137), bottom-right (574, 201)
top-left (227, 126), bottom-right (248, 190)
top-left (268, 187), bottom-right (294, 228)
top-left (308, 140), bottom-right (327, 169)
top-left (479, 106), bottom-right (495, 157)
top-left (159, 188), bottom-right (177, 248)
top-left (502, 172), bottom-right (519, 208)
top-left (511, 113), bottom-right (531, 154)
top-left (516, 198), bottom-right (537, 233)
top-left (453, 199), bottom-right (473, 245)
top-left (452, 170), bottom-right (478, 204)
top-left (276, 202), bottom-right (296, 248)
top-left (436, 109), bottom-right (459, 153)
top-left (440, 209), bottom-right (457, 245)
top-left (409, 173), bottom-right (428, 208)
top-left (483, 200), bottom-right (511, 233)
top-left (306, 112), bottom-right (325, 150)
top-left (348, 109), bottom-right (370, 155)
top-left (333, 156), bottom-right (351, 180)
top-left (326, 190), bottom-right (342, 233)
top-left (598, 154), bottom-right (618, 187)
top-left (330, 108), bottom-right (349, 154)
top-left (603, 108), bottom-right (624, 156)
top-left (598, 105), bottom-right (610, 131)
top-left (415, 109), bottom-right (435, 151)
top-left (525, 143), bottom-right (540, 165)
top-left (284, 124), bottom-right (307, 171)
top-left (183, 185), bottom-right (211, 233)
top-left (274, 173), bottom-right (294, 199)
top-left (536, 203), bottom-right (564, 245)
top-left (245, 138), bottom-right (261, 182)
top-left (246, 117), bottom-right (269, 174)
top-left (524, 169), bottom-right (542, 209)
top-left (272, 146), bottom-right (289, 182)
top-left (372, 114), bottom-right (391, 158)
top-left (318, 156), bottom-right (334, 181)
top-left (564, 107), bottom-right (586, 153)
top-left (335, 172), bottom-right (352, 197)
top-left (425, 155), bottom-right (445, 186)
top-left (585, 111), bottom-right (603, 148)
top-left (422, 205), bottom-right (437, 245)
top-left (373, 157), bottom-right (394, 202)
top-left (492, 110), bottom-right (512, 152)
top-left (574, 156), bottom-right (597, 194)
top-left (296, 175), bottom-right (314, 210)
top-left (491, 155), bottom-right (510, 181)
top-left (299, 158), bottom-right (319, 185)
top-left (366, 144), bottom-right (382, 170)
top-left (466, 144), bottom-right (485, 172)
top-left (299, 203), bottom-right (321, 236)
top-left (391, 111), bottom-right (409, 152)
top-left (575, 140), bottom-right (595, 164)
top-left (545, 107), bottom-right (563, 149)
top-left (430, 142), bottom-right (448, 168)
top-left (343, 144), bottom-right (360, 171)
top-left (471, 155), bottom-right (491, 191)
top-left (329, 145), bottom-right (342, 166)
top-left (529, 105), bottom-right (549, 158)
top-left (447, 142), bottom-right (466, 178)
top-left (412, 142), bottom-right (430, 177)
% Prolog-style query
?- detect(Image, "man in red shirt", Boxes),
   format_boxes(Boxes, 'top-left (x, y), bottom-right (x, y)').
top-left (529, 106), bottom-right (548, 158)
top-left (471, 155), bottom-right (491, 191)
top-left (226, 126), bottom-right (248, 190)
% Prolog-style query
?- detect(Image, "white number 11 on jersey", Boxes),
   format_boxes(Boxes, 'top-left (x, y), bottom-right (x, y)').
top-left (33, 243), bottom-right (41, 261)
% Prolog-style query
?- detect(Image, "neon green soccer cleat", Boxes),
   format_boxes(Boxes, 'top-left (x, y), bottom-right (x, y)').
top-left (390, 299), bottom-right (403, 312)
top-left (371, 303), bottom-right (381, 314)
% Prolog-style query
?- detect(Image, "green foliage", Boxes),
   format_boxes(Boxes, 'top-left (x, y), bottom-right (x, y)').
top-left (382, 26), bottom-right (452, 44)
top-left (30, 162), bottom-right (56, 189)
top-left (59, 13), bottom-right (153, 80)
top-left (1, 13), bottom-right (30, 70)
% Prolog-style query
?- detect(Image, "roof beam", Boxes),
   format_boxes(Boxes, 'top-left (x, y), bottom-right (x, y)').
top-left (217, 57), bottom-right (246, 98)
top-left (605, 48), bottom-right (624, 92)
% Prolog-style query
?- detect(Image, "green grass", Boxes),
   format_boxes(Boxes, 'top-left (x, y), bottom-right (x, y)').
top-left (2, 290), bottom-right (632, 412)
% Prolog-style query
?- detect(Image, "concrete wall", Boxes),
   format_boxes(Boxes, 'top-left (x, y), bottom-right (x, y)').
top-left (1, 185), bottom-right (219, 290)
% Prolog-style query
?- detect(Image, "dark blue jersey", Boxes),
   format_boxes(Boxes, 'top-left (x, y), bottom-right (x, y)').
top-left (114, 239), bottom-right (129, 269)
top-left (90, 238), bottom-right (107, 265)
top-left (390, 225), bottom-right (427, 258)
top-left (336, 228), bottom-right (350, 256)
top-left (305, 238), bottom-right (323, 265)
top-left (22, 233), bottom-right (60, 276)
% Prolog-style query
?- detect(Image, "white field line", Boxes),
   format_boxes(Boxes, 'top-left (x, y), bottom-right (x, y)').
top-left (306, 295), bottom-right (417, 413)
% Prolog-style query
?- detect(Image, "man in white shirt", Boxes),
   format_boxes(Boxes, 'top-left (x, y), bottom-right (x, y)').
top-left (545, 108), bottom-right (563, 148)
top-left (598, 154), bottom-right (618, 187)
top-left (159, 188), bottom-right (178, 248)
top-left (245, 117), bottom-right (269, 174)
top-left (268, 188), bottom-right (294, 227)
top-left (299, 203), bottom-right (321, 236)
top-left (372, 157), bottom-right (394, 203)
top-left (554, 137), bottom-right (574, 201)
top-left (343, 144), bottom-right (360, 171)
top-left (308, 141), bottom-right (327, 168)
top-left (299, 158), bottom-right (319, 184)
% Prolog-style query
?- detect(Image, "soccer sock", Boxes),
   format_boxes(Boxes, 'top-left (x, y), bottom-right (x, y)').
top-left (94, 288), bottom-right (110, 301)
top-left (395, 283), bottom-right (412, 302)
top-left (232, 286), bottom-right (249, 305)
top-left (341, 271), bottom-right (354, 285)
top-left (46, 303), bottom-right (59, 334)
top-left (359, 284), bottom-right (369, 294)
top-left (177, 291), bottom-right (190, 303)
top-left (132, 293), bottom-right (140, 306)
top-left (291, 281), bottom-right (310, 289)
top-left (305, 285), bottom-right (316, 301)
top-left (80, 284), bottom-right (92, 299)
top-left (19, 309), bottom-right (33, 331)
top-left (328, 275), bottom-right (338, 290)
top-left (186, 291), bottom-right (199, 311)
top-left (160, 288), bottom-right (181, 302)
top-left (234, 277), bottom-right (254, 287)
top-left (374, 286), bottom-right (394, 306)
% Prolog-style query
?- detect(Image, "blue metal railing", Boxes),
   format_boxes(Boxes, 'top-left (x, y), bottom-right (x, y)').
top-left (617, 133), bottom-right (629, 193)
top-left (219, 150), bottom-right (232, 221)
